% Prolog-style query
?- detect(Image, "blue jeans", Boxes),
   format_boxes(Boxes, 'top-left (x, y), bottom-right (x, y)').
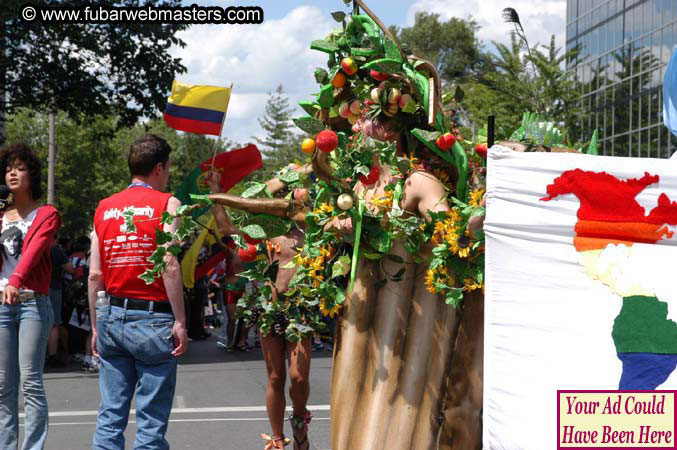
top-left (93, 304), bottom-right (177, 450)
top-left (0, 295), bottom-right (54, 450)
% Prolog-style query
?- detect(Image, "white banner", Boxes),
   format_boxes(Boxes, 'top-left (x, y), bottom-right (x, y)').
top-left (484, 146), bottom-right (677, 449)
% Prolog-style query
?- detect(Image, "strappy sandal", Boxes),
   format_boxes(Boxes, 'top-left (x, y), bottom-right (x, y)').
top-left (261, 433), bottom-right (290, 450)
top-left (289, 410), bottom-right (312, 450)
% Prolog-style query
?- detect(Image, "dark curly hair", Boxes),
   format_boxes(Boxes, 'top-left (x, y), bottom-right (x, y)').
top-left (0, 142), bottom-right (43, 200)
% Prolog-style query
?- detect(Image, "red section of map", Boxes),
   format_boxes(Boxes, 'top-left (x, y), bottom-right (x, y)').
top-left (541, 169), bottom-right (677, 248)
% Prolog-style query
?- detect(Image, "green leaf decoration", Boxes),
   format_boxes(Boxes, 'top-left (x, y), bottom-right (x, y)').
top-left (310, 39), bottom-right (339, 54)
top-left (247, 214), bottom-right (292, 238)
top-left (384, 38), bottom-right (402, 62)
top-left (156, 228), bottom-right (173, 246)
top-left (363, 58), bottom-right (403, 74)
top-left (175, 204), bottom-right (193, 216)
top-left (148, 246), bottom-right (167, 265)
top-left (231, 234), bottom-right (247, 249)
top-left (401, 99), bottom-right (417, 114)
top-left (317, 83), bottom-right (334, 109)
top-left (351, 47), bottom-right (379, 57)
top-left (278, 167), bottom-right (300, 184)
top-left (242, 224), bottom-right (266, 240)
top-left (587, 129), bottom-right (599, 155)
top-left (331, 11), bottom-right (346, 22)
top-left (167, 244), bottom-right (181, 257)
top-left (367, 227), bottom-right (392, 253)
top-left (175, 216), bottom-right (197, 241)
top-left (314, 68), bottom-right (329, 85)
top-left (293, 116), bottom-right (326, 135)
top-left (331, 255), bottom-right (351, 279)
top-left (436, 111), bottom-right (448, 134)
top-left (299, 101), bottom-right (321, 117)
top-left (161, 211), bottom-right (174, 225)
top-left (241, 182), bottom-right (268, 199)
top-left (122, 208), bottom-right (137, 234)
top-left (412, 128), bottom-right (441, 143)
top-left (139, 269), bottom-right (157, 285)
top-left (445, 288), bottom-right (464, 307)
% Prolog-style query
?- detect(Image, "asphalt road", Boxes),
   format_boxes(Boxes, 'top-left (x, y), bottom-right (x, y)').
top-left (21, 335), bottom-right (333, 450)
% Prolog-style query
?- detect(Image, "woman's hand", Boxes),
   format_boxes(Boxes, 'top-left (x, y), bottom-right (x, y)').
top-left (2, 285), bottom-right (19, 305)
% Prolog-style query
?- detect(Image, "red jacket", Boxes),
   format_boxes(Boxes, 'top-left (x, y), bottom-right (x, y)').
top-left (0, 205), bottom-right (61, 294)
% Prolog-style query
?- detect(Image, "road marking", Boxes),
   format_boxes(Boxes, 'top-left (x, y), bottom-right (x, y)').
top-left (24, 417), bottom-right (331, 426)
top-left (19, 404), bottom-right (330, 418)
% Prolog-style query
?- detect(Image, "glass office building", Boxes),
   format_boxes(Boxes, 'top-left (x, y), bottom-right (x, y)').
top-left (566, 0), bottom-right (677, 157)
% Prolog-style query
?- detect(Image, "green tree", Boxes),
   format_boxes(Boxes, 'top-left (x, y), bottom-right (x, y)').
top-left (254, 84), bottom-right (302, 180)
top-left (6, 109), bottom-right (128, 237)
top-left (390, 12), bottom-right (488, 84)
top-left (0, 0), bottom-right (188, 144)
top-left (5, 111), bottom-right (236, 237)
top-left (475, 34), bottom-right (583, 142)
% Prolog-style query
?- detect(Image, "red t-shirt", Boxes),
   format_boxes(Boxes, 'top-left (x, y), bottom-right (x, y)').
top-left (93, 186), bottom-right (172, 301)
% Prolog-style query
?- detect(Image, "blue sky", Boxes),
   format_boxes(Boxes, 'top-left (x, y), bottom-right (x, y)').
top-left (175, 1), bottom-right (566, 144)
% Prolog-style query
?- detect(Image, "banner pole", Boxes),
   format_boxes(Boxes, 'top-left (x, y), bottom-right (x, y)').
top-left (209, 82), bottom-right (233, 169)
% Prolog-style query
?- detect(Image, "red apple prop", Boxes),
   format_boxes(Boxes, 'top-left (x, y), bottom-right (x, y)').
top-left (316, 130), bottom-right (339, 152)
top-left (341, 57), bottom-right (358, 76)
top-left (370, 70), bottom-right (390, 81)
top-left (475, 143), bottom-right (488, 158)
top-left (238, 244), bottom-right (258, 262)
top-left (359, 165), bottom-right (380, 185)
top-left (436, 133), bottom-right (456, 150)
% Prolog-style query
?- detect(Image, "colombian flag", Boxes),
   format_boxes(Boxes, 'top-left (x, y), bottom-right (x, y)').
top-left (163, 81), bottom-right (232, 136)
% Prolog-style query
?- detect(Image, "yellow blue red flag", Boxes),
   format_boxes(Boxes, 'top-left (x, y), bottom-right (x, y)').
top-left (164, 81), bottom-right (232, 136)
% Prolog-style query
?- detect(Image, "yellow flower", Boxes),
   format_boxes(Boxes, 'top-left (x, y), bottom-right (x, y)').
top-left (319, 298), bottom-right (340, 318)
top-left (320, 244), bottom-right (334, 259)
top-left (312, 274), bottom-right (325, 288)
top-left (433, 169), bottom-right (451, 187)
top-left (452, 235), bottom-right (471, 258)
top-left (463, 277), bottom-right (483, 292)
top-left (314, 202), bottom-right (334, 215)
top-left (469, 188), bottom-right (485, 208)
top-left (448, 208), bottom-right (462, 225)
top-left (370, 190), bottom-right (394, 210)
top-left (424, 268), bottom-right (437, 294)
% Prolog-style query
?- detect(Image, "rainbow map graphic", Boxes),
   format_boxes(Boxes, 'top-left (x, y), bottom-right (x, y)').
top-left (542, 170), bottom-right (677, 390)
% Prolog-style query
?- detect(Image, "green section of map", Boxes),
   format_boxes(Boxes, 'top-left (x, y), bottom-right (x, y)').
top-left (612, 295), bottom-right (677, 354)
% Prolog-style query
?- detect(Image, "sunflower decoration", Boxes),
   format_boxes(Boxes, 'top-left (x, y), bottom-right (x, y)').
top-left (427, 193), bottom-right (485, 306)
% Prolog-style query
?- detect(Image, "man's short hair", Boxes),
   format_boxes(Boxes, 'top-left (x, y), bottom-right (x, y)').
top-left (128, 134), bottom-right (172, 177)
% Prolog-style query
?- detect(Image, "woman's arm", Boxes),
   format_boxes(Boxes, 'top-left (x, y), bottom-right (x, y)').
top-left (7, 209), bottom-right (60, 290)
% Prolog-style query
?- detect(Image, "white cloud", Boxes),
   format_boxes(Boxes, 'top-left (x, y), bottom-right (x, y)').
top-left (407, 0), bottom-right (567, 52)
top-left (171, 6), bottom-right (335, 144)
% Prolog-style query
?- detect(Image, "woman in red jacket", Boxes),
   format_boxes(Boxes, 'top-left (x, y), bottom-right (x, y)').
top-left (0, 142), bottom-right (61, 450)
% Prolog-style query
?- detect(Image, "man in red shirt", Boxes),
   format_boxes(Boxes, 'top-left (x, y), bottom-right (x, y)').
top-left (88, 134), bottom-right (187, 450)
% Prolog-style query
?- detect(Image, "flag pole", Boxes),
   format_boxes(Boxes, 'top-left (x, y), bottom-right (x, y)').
top-left (209, 82), bottom-right (233, 169)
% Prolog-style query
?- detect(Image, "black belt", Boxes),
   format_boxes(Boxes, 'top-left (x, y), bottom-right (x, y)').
top-left (109, 296), bottom-right (173, 315)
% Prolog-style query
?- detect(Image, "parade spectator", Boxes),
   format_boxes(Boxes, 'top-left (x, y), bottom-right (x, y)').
top-left (46, 237), bottom-right (73, 368)
top-left (89, 134), bottom-right (187, 450)
top-left (0, 142), bottom-right (61, 450)
top-left (65, 236), bottom-right (97, 371)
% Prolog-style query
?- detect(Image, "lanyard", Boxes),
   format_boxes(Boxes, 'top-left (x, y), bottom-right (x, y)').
top-left (127, 181), bottom-right (154, 189)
